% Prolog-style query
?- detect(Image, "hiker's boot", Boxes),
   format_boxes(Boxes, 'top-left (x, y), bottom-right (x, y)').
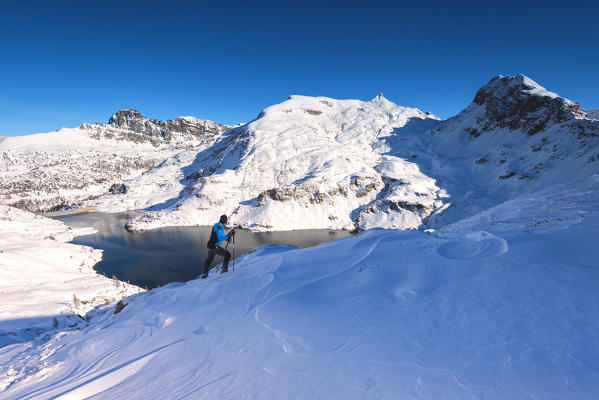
top-left (200, 263), bottom-right (210, 279)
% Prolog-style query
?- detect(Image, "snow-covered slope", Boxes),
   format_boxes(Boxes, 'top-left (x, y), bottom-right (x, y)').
top-left (98, 95), bottom-right (446, 231)
top-left (0, 110), bottom-right (230, 212)
top-left (382, 74), bottom-right (599, 226)
top-left (0, 205), bottom-right (142, 348)
top-left (2, 178), bottom-right (598, 398)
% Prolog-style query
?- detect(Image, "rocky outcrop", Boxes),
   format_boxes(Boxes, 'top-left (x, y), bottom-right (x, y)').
top-left (470, 75), bottom-right (586, 135)
top-left (78, 109), bottom-right (231, 146)
top-left (108, 183), bottom-right (127, 195)
top-left (108, 109), bottom-right (230, 139)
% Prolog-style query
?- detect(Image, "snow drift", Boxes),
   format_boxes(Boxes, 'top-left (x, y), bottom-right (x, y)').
top-left (1, 176), bottom-right (598, 398)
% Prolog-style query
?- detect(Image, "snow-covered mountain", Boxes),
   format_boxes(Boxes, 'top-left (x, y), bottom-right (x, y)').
top-left (94, 75), bottom-right (598, 232)
top-left (1, 74), bottom-right (596, 232)
top-left (383, 74), bottom-right (599, 226)
top-left (103, 94), bottom-right (446, 231)
top-left (0, 111), bottom-right (230, 212)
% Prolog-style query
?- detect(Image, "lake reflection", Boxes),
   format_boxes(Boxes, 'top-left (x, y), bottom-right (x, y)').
top-left (54, 212), bottom-right (352, 289)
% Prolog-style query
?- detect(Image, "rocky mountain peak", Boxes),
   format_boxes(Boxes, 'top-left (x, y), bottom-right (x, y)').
top-left (469, 74), bottom-right (587, 135)
top-left (108, 109), bottom-right (145, 127)
top-left (97, 109), bottom-right (232, 145)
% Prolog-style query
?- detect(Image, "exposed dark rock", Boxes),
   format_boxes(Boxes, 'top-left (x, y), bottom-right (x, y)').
top-left (185, 171), bottom-right (203, 182)
top-left (114, 300), bottom-right (127, 314)
top-left (471, 75), bottom-right (586, 135)
top-left (498, 171), bottom-right (517, 179)
top-left (466, 127), bottom-right (481, 138)
top-left (305, 110), bottom-right (322, 116)
top-left (259, 188), bottom-right (294, 203)
top-left (107, 109), bottom-right (231, 144)
top-left (108, 183), bottom-right (127, 195)
top-left (389, 201), bottom-right (426, 213)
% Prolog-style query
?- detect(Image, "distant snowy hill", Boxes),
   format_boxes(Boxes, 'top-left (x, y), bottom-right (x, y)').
top-left (0, 111), bottom-right (230, 212)
top-left (96, 75), bottom-right (598, 231)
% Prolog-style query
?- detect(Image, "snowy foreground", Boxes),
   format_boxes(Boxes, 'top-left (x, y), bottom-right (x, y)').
top-left (1, 175), bottom-right (599, 399)
top-left (0, 205), bottom-right (141, 349)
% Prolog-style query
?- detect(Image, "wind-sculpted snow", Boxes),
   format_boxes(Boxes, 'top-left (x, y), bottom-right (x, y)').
top-left (0, 111), bottom-right (230, 212)
top-left (2, 212), bottom-right (598, 399)
top-left (113, 94), bottom-right (447, 231)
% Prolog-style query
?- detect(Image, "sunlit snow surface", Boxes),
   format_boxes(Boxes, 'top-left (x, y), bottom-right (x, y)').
top-left (0, 206), bottom-right (142, 348)
top-left (1, 176), bottom-right (598, 399)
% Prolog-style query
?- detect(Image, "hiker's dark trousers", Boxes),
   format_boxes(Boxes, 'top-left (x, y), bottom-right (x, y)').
top-left (203, 246), bottom-right (231, 275)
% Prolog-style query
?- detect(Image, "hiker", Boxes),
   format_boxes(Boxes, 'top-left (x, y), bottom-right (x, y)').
top-left (201, 215), bottom-right (236, 278)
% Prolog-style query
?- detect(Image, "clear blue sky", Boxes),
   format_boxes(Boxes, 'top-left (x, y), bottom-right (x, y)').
top-left (1, 0), bottom-right (597, 136)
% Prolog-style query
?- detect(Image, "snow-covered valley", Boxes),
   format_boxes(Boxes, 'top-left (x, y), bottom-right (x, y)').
top-left (1, 74), bottom-right (598, 399)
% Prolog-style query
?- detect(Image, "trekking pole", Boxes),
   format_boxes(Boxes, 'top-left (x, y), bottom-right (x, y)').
top-left (232, 233), bottom-right (236, 271)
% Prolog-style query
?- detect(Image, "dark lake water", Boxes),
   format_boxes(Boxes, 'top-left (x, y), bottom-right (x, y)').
top-left (54, 212), bottom-right (353, 289)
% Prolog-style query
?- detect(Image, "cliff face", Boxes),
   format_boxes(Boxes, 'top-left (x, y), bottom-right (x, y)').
top-left (106, 109), bottom-right (230, 143)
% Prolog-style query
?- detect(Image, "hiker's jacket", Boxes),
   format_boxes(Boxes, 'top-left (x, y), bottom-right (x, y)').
top-left (213, 222), bottom-right (230, 247)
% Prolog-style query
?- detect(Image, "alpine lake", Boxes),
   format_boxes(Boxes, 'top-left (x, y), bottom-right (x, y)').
top-left (53, 212), bottom-right (353, 289)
